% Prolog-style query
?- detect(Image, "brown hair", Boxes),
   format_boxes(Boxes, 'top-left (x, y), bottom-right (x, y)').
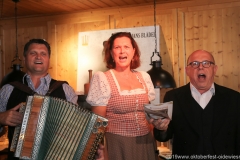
top-left (104, 32), bottom-right (141, 69)
top-left (23, 39), bottom-right (51, 57)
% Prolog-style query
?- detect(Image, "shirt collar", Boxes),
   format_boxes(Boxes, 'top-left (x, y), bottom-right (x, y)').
top-left (22, 73), bottom-right (51, 85)
top-left (190, 83), bottom-right (215, 95)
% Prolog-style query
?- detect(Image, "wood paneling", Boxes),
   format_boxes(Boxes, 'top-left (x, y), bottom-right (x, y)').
top-left (0, 0), bottom-right (239, 92)
top-left (0, 0), bottom-right (189, 18)
top-left (1, 27), bottom-right (47, 74)
top-left (181, 4), bottom-right (240, 91)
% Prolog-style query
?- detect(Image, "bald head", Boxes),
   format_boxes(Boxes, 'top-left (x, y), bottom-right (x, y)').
top-left (187, 50), bottom-right (215, 65)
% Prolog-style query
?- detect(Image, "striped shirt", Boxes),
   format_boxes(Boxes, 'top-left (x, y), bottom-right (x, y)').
top-left (0, 73), bottom-right (78, 113)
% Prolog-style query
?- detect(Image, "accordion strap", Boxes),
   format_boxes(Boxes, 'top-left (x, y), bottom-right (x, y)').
top-left (9, 81), bottom-right (67, 95)
top-left (9, 81), bottom-right (36, 95)
top-left (45, 81), bottom-right (66, 96)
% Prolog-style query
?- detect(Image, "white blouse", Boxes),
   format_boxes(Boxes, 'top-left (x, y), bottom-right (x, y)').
top-left (86, 69), bottom-right (155, 106)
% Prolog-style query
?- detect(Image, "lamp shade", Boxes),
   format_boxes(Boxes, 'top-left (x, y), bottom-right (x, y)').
top-left (147, 61), bottom-right (176, 88)
top-left (0, 64), bottom-right (25, 87)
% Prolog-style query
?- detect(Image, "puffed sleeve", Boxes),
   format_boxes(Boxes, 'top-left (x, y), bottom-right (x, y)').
top-left (86, 71), bottom-right (111, 106)
top-left (139, 71), bottom-right (155, 101)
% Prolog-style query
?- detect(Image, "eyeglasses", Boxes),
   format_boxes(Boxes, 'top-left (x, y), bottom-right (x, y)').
top-left (187, 60), bottom-right (215, 68)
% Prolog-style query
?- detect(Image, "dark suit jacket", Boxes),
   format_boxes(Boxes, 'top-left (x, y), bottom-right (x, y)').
top-left (154, 83), bottom-right (240, 156)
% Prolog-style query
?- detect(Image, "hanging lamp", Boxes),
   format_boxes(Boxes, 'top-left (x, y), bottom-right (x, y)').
top-left (0, 0), bottom-right (25, 87)
top-left (147, 0), bottom-right (176, 89)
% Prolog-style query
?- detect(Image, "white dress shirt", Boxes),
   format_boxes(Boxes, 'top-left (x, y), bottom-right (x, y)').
top-left (190, 83), bottom-right (215, 109)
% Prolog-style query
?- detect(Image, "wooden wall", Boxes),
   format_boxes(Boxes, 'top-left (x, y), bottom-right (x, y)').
top-left (0, 0), bottom-right (239, 93)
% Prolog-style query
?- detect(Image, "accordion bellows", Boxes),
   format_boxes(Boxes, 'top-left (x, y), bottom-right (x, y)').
top-left (10, 94), bottom-right (108, 160)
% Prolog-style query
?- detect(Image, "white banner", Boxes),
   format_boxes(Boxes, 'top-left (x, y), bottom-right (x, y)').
top-left (77, 26), bottom-right (160, 93)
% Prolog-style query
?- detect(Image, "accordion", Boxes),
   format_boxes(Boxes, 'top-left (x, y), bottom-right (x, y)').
top-left (10, 94), bottom-right (108, 160)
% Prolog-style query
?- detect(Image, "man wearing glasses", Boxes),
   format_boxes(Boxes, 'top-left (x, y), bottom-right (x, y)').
top-left (151, 50), bottom-right (240, 158)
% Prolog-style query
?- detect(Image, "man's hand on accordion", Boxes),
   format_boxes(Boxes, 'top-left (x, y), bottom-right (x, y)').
top-left (95, 144), bottom-right (104, 160)
top-left (0, 103), bottom-right (23, 126)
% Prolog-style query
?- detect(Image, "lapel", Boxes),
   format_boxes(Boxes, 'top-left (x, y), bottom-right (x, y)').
top-left (175, 83), bottom-right (202, 135)
top-left (211, 83), bottom-right (230, 137)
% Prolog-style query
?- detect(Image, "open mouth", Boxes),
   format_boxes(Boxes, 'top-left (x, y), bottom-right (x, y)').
top-left (119, 56), bottom-right (127, 62)
top-left (34, 61), bottom-right (43, 64)
top-left (119, 56), bottom-right (127, 60)
top-left (198, 73), bottom-right (206, 79)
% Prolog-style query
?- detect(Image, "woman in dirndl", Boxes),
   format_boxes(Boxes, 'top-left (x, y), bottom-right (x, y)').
top-left (87, 32), bottom-right (158, 160)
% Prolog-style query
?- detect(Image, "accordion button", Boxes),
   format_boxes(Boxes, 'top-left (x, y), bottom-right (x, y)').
top-left (95, 121), bottom-right (101, 127)
top-left (102, 121), bottom-right (108, 127)
top-left (92, 128), bottom-right (98, 133)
